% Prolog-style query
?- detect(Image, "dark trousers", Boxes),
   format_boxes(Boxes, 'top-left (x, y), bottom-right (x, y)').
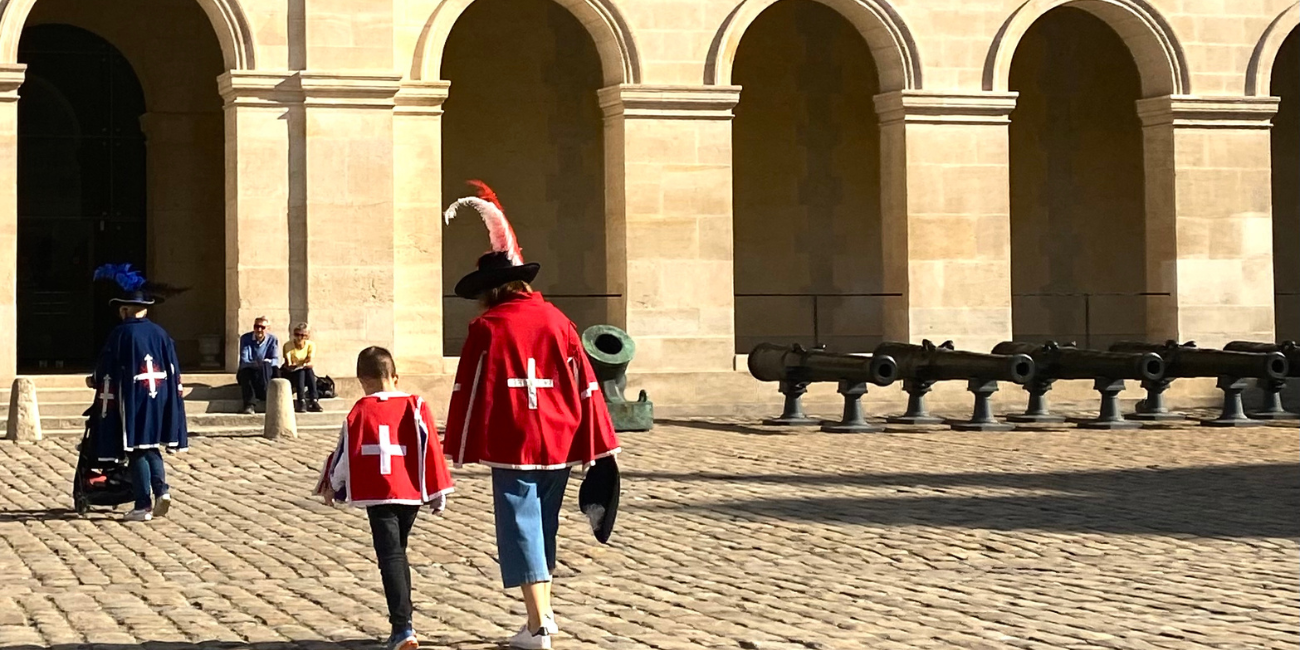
top-left (128, 449), bottom-right (168, 511)
top-left (284, 367), bottom-right (319, 401)
top-left (237, 365), bottom-right (272, 405)
top-left (367, 504), bottom-right (420, 632)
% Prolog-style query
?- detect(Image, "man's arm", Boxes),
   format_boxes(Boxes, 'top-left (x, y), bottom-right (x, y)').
top-left (238, 334), bottom-right (252, 367)
top-left (267, 335), bottom-right (282, 367)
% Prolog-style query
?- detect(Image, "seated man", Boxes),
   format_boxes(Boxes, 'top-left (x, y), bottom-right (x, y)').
top-left (237, 316), bottom-right (280, 414)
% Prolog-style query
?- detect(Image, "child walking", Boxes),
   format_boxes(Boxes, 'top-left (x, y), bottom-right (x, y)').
top-left (316, 346), bottom-right (454, 650)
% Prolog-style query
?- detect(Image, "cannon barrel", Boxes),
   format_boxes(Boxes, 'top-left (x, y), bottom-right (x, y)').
top-left (1109, 341), bottom-right (1288, 380)
top-left (747, 343), bottom-right (897, 387)
top-left (874, 342), bottom-right (1034, 384)
top-left (1224, 341), bottom-right (1300, 377)
top-left (992, 341), bottom-right (1164, 382)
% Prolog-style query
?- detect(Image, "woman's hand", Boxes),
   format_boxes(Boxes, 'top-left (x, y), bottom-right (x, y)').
top-left (321, 485), bottom-right (336, 506)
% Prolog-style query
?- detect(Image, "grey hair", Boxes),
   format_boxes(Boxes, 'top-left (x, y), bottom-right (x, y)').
top-left (293, 322), bottom-right (310, 333)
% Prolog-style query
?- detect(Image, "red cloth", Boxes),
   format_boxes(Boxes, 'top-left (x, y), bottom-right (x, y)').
top-left (443, 292), bottom-right (621, 469)
top-left (318, 393), bottom-right (455, 506)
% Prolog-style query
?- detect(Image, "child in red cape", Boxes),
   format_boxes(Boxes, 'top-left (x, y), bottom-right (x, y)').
top-left (315, 346), bottom-right (454, 650)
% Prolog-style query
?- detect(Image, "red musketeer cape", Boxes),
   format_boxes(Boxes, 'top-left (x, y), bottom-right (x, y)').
top-left (444, 292), bottom-right (621, 469)
top-left (316, 392), bottom-right (454, 506)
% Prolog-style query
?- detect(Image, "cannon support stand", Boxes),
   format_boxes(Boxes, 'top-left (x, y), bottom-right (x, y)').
top-left (1126, 378), bottom-right (1187, 421)
top-left (887, 378), bottom-right (944, 425)
top-left (763, 379), bottom-right (820, 426)
top-left (1201, 376), bottom-right (1255, 427)
top-left (1074, 378), bottom-right (1141, 429)
top-left (950, 379), bottom-right (1014, 432)
top-left (1006, 378), bottom-right (1065, 424)
top-left (1248, 378), bottom-right (1299, 420)
top-left (820, 381), bottom-right (881, 433)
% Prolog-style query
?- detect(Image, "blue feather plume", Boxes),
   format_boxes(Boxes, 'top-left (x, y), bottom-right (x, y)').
top-left (92, 263), bottom-right (147, 292)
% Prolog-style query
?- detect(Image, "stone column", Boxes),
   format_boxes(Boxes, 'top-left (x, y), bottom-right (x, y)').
top-left (218, 72), bottom-right (298, 369)
top-left (0, 64), bottom-right (21, 383)
top-left (299, 73), bottom-right (403, 374)
top-left (392, 81), bottom-right (449, 374)
top-left (874, 91), bottom-right (1019, 351)
top-left (1137, 96), bottom-right (1279, 346)
top-left (599, 85), bottom-right (741, 372)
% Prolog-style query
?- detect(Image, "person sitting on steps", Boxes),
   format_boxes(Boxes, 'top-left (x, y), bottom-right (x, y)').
top-left (236, 316), bottom-right (280, 414)
top-left (282, 322), bottom-right (323, 413)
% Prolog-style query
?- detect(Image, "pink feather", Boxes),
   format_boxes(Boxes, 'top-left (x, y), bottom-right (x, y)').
top-left (443, 181), bottom-right (524, 264)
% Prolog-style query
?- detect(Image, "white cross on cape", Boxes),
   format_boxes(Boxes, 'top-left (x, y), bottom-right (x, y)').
top-left (361, 425), bottom-right (407, 475)
top-left (507, 358), bottom-right (554, 410)
top-left (98, 376), bottom-right (115, 418)
top-left (134, 355), bottom-right (168, 398)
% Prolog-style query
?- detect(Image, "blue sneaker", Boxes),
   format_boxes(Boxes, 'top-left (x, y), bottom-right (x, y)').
top-left (386, 628), bottom-right (417, 650)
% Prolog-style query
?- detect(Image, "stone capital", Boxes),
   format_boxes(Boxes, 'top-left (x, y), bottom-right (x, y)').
top-left (0, 63), bottom-right (25, 103)
top-left (598, 84), bottom-right (741, 121)
top-left (299, 71), bottom-right (403, 109)
top-left (1137, 95), bottom-right (1280, 130)
top-left (218, 70), bottom-right (300, 108)
top-left (394, 80), bottom-right (451, 117)
top-left (873, 90), bottom-right (1019, 126)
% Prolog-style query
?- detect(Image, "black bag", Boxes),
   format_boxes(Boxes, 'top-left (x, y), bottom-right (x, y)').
top-left (316, 375), bottom-right (337, 399)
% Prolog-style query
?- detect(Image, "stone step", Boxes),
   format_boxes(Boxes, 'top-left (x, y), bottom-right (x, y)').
top-left (20, 423), bottom-right (343, 438)
top-left (32, 398), bottom-right (349, 417)
top-left (10, 372), bottom-right (240, 389)
top-left (1, 410), bottom-right (345, 433)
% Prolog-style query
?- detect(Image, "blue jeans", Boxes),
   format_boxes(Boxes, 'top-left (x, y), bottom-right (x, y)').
top-left (491, 468), bottom-right (571, 588)
top-left (129, 449), bottom-right (169, 510)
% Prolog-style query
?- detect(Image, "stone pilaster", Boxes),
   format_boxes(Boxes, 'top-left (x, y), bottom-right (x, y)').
top-left (218, 71), bottom-right (298, 370)
top-left (1137, 96), bottom-right (1279, 346)
top-left (300, 72), bottom-right (403, 374)
top-left (393, 80), bottom-right (449, 374)
top-left (874, 90), bottom-right (1019, 351)
top-left (0, 64), bottom-right (21, 382)
top-left (600, 84), bottom-right (741, 372)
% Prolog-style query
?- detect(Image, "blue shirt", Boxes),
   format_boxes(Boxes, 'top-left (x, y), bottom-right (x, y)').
top-left (239, 332), bottom-right (281, 369)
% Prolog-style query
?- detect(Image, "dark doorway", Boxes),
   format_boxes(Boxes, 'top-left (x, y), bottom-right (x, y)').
top-left (1271, 29), bottom-right (1298, 342)
top-left (16, 24), bottom-right (146, 372)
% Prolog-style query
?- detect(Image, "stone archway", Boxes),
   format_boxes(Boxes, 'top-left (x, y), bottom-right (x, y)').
top-left (705, 0), bottom-right (921, 91)
top-left (984, 0), bottom-right (1189, 97)
top-left (0, 0), bottom-right (254, 69)
top-left (1007, 6), bottom-right (1149, 348)
top-left (730, 0), bottom-right (886, 353)
top-left (412, 0), bottom-right (640, 86)
top-left (1246, 4), bottom-right (1299, 97)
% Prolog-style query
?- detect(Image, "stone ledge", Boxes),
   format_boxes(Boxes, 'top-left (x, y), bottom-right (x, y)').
top-left (599, 84), bottom-right (742, 120)
top-left (874, 90), bottom-right (1019, 126)
top-left (1137, 95), bottom-right (1280, 129)
top-left (300, 71), bottom-right (403, 109)
top-left (394, 80), bottom-right (451, 116)
top-left (218, 70), bottom-right (300, 107)
top-left (0, 63), bottom-right (24, 102)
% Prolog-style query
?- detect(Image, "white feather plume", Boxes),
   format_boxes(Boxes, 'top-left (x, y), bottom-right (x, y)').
top-left (443, 196), bottom-right (523, 265)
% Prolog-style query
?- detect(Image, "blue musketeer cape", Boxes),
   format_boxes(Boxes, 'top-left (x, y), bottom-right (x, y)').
top-left (91, 318), bottom-right (189, 462)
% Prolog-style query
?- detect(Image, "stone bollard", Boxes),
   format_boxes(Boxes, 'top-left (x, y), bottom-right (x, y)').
top-left (263, 378), bottom-right (297, 440)
top-left (6, 378), bottom-right (42, 442)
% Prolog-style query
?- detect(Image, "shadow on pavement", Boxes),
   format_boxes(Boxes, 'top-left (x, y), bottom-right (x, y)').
top-left (654, 418), bottom-right (795, 436)
top-left (0, 639), bottom-right (502, 650)
top-left (0, 508), bottom-right (104, 522)
top-left (629, 463), bottom-right (1300, 538)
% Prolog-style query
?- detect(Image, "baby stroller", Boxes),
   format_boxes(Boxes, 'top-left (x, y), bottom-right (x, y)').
top-left (72, 405), bottom-right (135, 515)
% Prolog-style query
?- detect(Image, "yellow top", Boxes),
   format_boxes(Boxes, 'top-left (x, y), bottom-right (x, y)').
top-left (284, 340), bottom-right (315, 368)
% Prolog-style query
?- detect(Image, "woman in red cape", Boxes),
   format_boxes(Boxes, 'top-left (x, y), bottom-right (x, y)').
top-left (443, 181), bottom-right (620, 650)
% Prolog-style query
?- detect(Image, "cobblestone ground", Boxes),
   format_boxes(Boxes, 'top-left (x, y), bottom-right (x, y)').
top-left (0, 418), bottom-right (1295, 650)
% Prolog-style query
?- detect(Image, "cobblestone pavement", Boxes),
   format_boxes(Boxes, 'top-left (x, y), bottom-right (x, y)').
top-left (0, 418), bottom-right (1295, 649)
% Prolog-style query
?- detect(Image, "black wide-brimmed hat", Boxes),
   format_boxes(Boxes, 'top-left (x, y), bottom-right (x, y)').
top-left (93, 263), bottom-right (185, 306)
top-left (578, 455), bottom-right (620, 544)
top-left (444, 181), bottom-right (542, 299)
top-left (453, 251), bottom-right (541, 299)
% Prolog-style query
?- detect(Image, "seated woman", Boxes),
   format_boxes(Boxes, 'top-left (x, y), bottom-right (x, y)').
top-left (282, 322), bottom-right (323, 413)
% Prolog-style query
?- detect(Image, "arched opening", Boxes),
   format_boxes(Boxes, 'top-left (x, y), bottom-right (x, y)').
top-left (441, 0), bottom-right (606, 353)
top-left (16, 0), bottom-right (226, 371)
top-left (732, 0), bottom-right (883, 353)
top-left (1272, 29), bottom-right (1298, 342)
top-left (1009, 7), bottom-right (1146, 348)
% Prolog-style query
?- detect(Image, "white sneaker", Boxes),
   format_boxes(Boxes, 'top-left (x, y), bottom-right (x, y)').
top-left (152, 493), bottom-right (171, 518)
top-left (123, 508), bottom-right (152, 522)
top-left (507, 622), bottom-right (552, 649)
top-left (541, 614), bottom-right (558, 635)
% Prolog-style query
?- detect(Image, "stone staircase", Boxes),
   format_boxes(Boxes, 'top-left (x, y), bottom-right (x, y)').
top-left (0, 373), bottom-right (348, 436)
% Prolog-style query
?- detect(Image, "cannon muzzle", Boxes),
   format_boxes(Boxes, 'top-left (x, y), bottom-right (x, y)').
top-left (874, 340), bottom-right (1034, 385)
top-left (582, 324), bottom-right (654, 432)
top-left (747, 343), bottom-right (897, 387)
top-left (993, 341), bottom-right (1164, 382)
top-left (1224, 340), bottom-right (1300, 377)
top-left (1110, 340), bottom-right (1288, 381)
